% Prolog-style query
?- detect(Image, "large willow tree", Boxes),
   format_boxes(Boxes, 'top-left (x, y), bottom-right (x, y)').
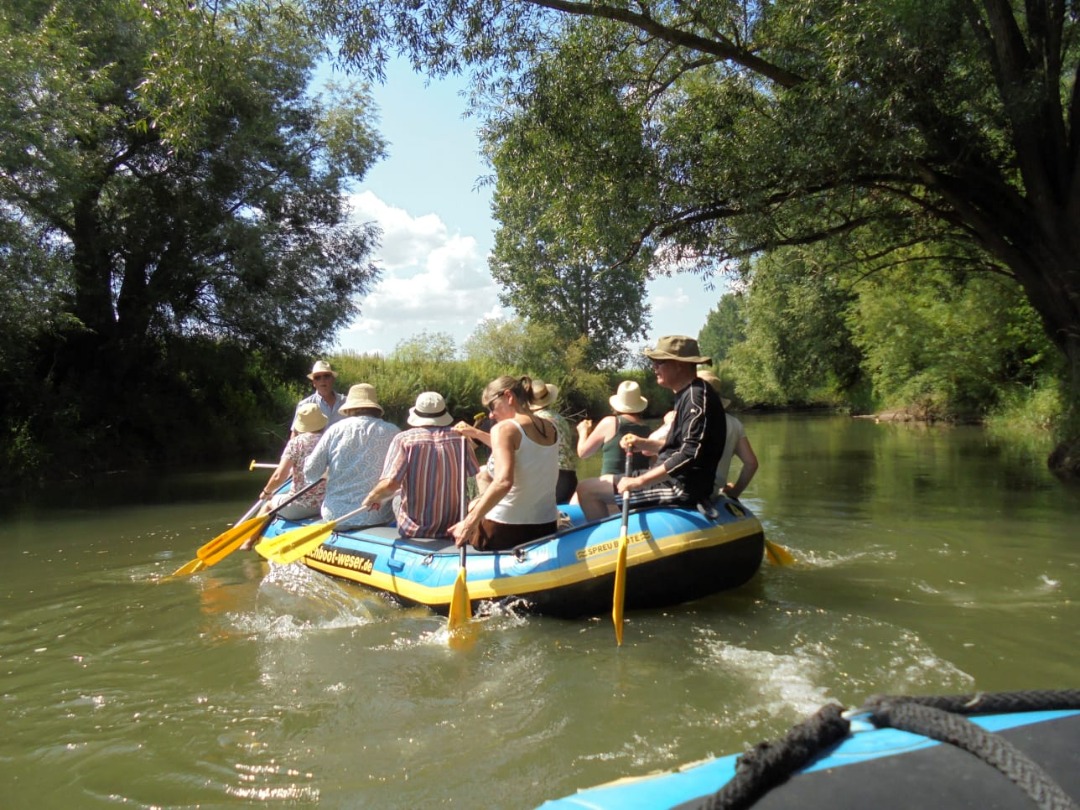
top-left (0, 0), bottom-right (385, 472)
top-left (311, 0), bottom-right (1080, 474)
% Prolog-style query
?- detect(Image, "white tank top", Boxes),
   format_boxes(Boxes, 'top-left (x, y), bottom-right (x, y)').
top-left (487, 420), bottom-right (559, 525)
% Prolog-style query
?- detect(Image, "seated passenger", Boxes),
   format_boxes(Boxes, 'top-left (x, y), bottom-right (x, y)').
top-left (578, 336), bottom-right (725, 520)
top-left (576, 380), bottom-right (652, 479)
top-left (572, 380), bottom-right (653, 516)
top-left (256, 403), bottom-right (328, 520)
top-left (648, 371), bottom-right (759, 499)
top-left (527, 380), bottom-right (579, 504)
top-left (449, 376), bottom-right (559, 551)
top-left (303, 383), bottom-right (400, 530)
top-left (360, 392), bottom-right (479, 538)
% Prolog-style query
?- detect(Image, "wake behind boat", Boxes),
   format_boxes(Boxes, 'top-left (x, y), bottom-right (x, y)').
top-left (256, 496), bottom-right (765, 617)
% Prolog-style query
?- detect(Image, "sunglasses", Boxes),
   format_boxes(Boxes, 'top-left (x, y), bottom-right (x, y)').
top-left (312, 374), bottom-right (333, 381)
top-left (485, 390), bottom-right (506, 413)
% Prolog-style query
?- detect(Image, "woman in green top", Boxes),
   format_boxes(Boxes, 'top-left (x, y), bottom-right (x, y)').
top-left (575, 381), bottom-right (652, 478)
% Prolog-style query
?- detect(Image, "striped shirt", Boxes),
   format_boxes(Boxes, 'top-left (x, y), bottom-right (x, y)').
top-left (380, 427), bottom-right (480, 538)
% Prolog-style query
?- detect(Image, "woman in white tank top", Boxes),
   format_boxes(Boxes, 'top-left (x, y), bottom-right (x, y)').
top-left (450, 376), bottom-right (560, 551)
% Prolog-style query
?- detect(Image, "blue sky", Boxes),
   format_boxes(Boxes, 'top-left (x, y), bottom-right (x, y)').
top-left (328, 59), bottom-right (726, 359)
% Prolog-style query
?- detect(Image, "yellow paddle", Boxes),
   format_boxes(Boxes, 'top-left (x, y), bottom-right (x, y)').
top-left (171, 498), bottom-right (267, 576)
top-left (172, 479), bottom-right (324, 576)
top-left (612, 451), bottom-right (633, 646)
top-left (765, 538), bottom-right (797, 566)
top-left (254, 503), bottom-right (367, 565)
top-left (447, 436), bottom-right (472, 646)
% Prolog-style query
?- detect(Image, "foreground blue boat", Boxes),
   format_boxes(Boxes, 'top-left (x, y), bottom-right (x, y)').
top-left (538, 690), bottom-right (1080, 809)
top-left (258, 496), bottom-right (765, 617)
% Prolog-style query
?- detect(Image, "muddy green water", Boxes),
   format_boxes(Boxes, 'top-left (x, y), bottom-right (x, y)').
top-left (1, 415), bottom-right (1078, 809)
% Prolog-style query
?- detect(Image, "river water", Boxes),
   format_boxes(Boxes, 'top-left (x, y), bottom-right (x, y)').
top-left (1, 414), bottom-right (1077, 809)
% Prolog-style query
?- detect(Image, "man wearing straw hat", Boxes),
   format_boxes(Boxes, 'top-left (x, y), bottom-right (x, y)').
top-left (579, 336), bottom-right (726, 518)
top-left (293, 360), bottom-right (347, 436)
top-left (304, 383), bottom-right (399, 530)
top-left (360, 392), bottom-right (480, 539)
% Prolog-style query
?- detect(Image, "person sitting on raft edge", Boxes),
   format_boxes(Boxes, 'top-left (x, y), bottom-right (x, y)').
top-left (576, 336), bottom-right (726, 520)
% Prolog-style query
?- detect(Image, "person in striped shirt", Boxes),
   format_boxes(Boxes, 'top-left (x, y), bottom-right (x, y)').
top-left (361, 392), bottom-right (480, 539)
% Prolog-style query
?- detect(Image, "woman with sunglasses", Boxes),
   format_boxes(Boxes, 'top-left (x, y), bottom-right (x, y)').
top-left (449, 376), bottom-right (559, 551)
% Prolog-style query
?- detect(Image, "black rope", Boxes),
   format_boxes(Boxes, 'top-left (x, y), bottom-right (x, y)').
top-left (699, 702), bottom-right (849, 810)
top-left (865, 696), bottom-right (1080, 810)
top-left (694, 689), bottom-right (1080, 810)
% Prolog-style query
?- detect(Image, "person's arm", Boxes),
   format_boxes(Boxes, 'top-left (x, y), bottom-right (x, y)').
top-left (361, 477), bottom-right (401, 510)
top-left (450, 421), bottom-right (517, 546)
top-left (260, 451), bottom-right (294, 500)
top-left (619, 432), bottom-right (664, 457)
top-left (453, 421), bottom-right (491, 448)
top-left (576, 415), bottom-right (615, 458)
top-left (658, 383), bottom-right (711, 477)
top-left (616, 457), bottom-right (671, 493)
top-left (722, 437), bottom-right (759, 499)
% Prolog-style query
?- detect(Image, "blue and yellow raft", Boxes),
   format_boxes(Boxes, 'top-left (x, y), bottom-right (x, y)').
top-left (258, 496), bottom-right (765, 617)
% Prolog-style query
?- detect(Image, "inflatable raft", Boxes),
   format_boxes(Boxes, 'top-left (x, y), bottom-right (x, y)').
top-left (258, 496), bottom-right (764, 617)
top-left (538, 690), bottom-right (1080, 809)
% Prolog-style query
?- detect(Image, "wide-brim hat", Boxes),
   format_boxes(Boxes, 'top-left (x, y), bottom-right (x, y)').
top-left (307, 360), bottom-right (337, 380)
top-left (292, 402), bottom-right (329, 434)
top-left (340, 383), bottom-right (383, 415)
top-left (529, 380), bottom-right (559, 410)
top-left (643, 335), bottom-right (711, 365)
top-left (697, 370), bottom-right (732, 409)
top-left (609, 380), bottom-right (648, 414)
top-left (408, 391), bottom-right (453, 427)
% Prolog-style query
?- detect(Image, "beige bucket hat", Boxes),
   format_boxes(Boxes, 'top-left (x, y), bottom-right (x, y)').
top-left (529, 380), bottom-right (560, 410)
top-left (340, 383), bottom-right (383, 416)
top-left (292, 402), bottom-right (329, 434)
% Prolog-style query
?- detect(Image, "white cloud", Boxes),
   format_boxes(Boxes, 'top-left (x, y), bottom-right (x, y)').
top-left (335, 192), bottom-right (507, 355)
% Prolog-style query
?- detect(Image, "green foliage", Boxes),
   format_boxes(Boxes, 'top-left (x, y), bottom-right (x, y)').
top-left (848, 264), bottom-right (1056, 421)
top-left (312, 0), bottom-right (1080, 470)
top-left (726, 248), bottom-right (863, 406)
top-left (698, 293), bottom-right (747, 365)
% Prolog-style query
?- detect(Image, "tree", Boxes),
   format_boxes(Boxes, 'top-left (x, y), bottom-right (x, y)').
top-left (310, 0), bottom-right (1080, 474)
top-left (727, 248), bottom-right (863, 406)
top-left (0, 0), bottom-right (385, 473)
top-left (484, 22), bottom-right (653, 370)
top-left (698, 293), bottom-right (747, 366)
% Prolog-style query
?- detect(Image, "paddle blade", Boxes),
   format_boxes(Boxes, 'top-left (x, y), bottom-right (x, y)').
top-left (765, 539), bottom-right (797, 566)
top-left (200, 515), bottom-right (272, 567)
top-left (447, 567), bottom-right (476, 649)
top-left (612, 534), bottom-right (628, 646)
top-left (196, 515), bottom-right (267, 561)
top-left (448, 567), bottom-right (470, 629)
top-left (172, 558), bottom-right (205, 577)
top-left (255, 519), bottom-right (338, 565)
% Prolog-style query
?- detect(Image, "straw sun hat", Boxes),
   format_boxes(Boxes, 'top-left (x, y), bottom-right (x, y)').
top-left (307, 360), bottom-right (337, 380)
top-left (529, 380), bottom-right (559, 410)
top-left (609, 381), bottom-right (648, 414)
